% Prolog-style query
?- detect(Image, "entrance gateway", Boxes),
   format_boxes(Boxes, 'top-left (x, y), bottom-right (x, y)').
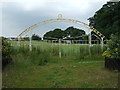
top-left (17, 14), bottom-right (105, 51)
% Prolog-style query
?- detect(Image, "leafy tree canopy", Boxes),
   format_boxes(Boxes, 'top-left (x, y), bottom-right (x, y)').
top-left (65, 26), bottom-right (85, 37)
top-left (88, 1), bottom-right (120, 39)
top-left (43, 26), bottom-right (86, 40)
top-left (23, 37), bottom-right (29, 41)
top-left (32, 34), bottom-right (41, 41)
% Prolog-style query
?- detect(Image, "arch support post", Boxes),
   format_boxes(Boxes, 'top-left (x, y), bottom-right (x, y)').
top-left (29, 30), bottom-right (32, 51)
top-left (41, 37), bottom-right (43, 41)
top-left (89, 31), bottom-right (92, 46)
top-left (17, 36), bottom-right (20, 51)
top-left (29, 36), bottom-right (32, 51)
top-left (101, 37), bottom-right (104, 52)
top-left (88, 31), bottom-right (92, 56)
top-left (17, 36), bottom-right (20, 46)
top-left (59, 39), bottom-right (61, 58)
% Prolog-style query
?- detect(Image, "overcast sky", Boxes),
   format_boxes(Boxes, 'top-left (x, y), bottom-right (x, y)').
top-left (1, 0), bottom-right (109, 37)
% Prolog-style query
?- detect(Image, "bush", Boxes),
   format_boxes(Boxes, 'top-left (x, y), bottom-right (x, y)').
top-left (102, 33), bottom-right (120, 58)
top-left (1, 37), bottom-right (12, 69)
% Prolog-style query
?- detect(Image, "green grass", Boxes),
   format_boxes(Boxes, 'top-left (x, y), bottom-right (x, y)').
top-left (2, 54), bottom-right (119, 88)
top-left (2, 41), bottom-right (118, 88)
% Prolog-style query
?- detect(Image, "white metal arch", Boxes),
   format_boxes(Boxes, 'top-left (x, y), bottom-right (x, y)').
top-left (18, 18), bottom-right (105, 38)
top-left (17, 14), bottom-right (105, 51)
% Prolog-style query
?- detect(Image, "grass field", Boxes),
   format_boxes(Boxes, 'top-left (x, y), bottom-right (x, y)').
top-left (2, 41), bottom-right (119, 88)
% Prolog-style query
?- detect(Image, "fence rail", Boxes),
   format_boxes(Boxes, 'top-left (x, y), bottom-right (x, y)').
top-left (10, 40), bottom-right (109, 46)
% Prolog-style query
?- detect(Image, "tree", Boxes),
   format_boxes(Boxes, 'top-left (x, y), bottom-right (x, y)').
top-left (32, 34), bottom-right (41, 41)
top-left (23, 37), bottom-right (29, 41)
top-left (52, 29), bottom-right (65, 39)
top-left (64, 26), bottom-right (85, 40)
top-left (43, 28), bottom-right (65, 40)
top-left (88, 2), bottom-right (120, 39)
top-left (43, 26), bottom-right (86, 40)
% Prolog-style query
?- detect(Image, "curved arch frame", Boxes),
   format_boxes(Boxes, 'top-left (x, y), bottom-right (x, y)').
top-left (18, 18), bottom-right (105, 38)
top-left (17, 16), bottom-right (105, 51)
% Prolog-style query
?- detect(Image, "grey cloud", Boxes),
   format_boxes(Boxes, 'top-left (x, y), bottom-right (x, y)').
top-left (2, 1), bottom-right (107, 37)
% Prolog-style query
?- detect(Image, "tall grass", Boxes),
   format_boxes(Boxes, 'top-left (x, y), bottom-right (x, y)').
top-left (29, 44), bottom-right (104, 57)
top-left (11, 41), bottom-right (106, 57)
top-left (10, 41), bottom-right (106, 66)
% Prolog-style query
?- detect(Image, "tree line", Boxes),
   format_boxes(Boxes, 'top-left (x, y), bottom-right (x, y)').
top-left (43, 26), bottom-right (88, 40)
top-left (23, 26), bottom-right (88, 41)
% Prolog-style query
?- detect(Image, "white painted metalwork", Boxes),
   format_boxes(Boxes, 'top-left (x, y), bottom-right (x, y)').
top-left (29, 30), bottom-right (32, 51)
top-left (29, 36), bottom-right (32, 51)
top-left (92, 34), bottom-right (101, 41)
top-left (17, 36), bottom-right (20, 46)
top-left (59, 39), bottom-right (61, 58)
top-left (17, 14), bottom-right (105, 51)
top-left (18, 15), bottom-right (105, 39)
top-left (89, 31), bottom-right (92, 46)
top-left (57, 14), bottom-right (62, 19)
top-left (101, 37), bottom-right (104, 52)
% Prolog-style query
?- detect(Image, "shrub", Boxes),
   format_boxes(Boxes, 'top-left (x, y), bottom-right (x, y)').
top-left (1, 37), bottom-right (12, 69)
top-left (102, 51), bottom-right (112, 58)
top-left (102, 33), bottom-right (120, 58)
